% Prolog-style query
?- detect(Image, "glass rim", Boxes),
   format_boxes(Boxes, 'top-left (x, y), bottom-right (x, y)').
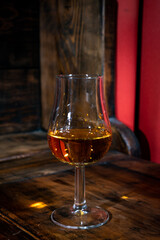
top-left (56, 74), bottom-right (102, 79)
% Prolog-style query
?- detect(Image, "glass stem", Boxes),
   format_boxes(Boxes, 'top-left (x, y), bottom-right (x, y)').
top-left (73, 165), bottom-right (87, 211)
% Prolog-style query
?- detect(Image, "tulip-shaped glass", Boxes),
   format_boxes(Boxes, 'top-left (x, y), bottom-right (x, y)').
top-left (47, 74), bottom-right (112, 229)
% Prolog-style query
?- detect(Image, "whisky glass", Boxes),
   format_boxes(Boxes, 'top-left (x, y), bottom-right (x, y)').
top-left (48, 74), bottom-right (112, 229)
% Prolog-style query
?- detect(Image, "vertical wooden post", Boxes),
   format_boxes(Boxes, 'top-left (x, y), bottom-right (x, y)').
top-left (40, 0), bottom-right (117, 129)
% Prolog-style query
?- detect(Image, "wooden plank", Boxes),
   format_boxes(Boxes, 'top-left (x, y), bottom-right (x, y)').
top-left (40, 0), bottom-right (103, 129)
top-left (40, 0), bottom-right (57, 129)
top-left (0, 151), bottom-right (128, 185)
top-left (0, 69), bottom-right (41, 134)
top-left (40, 0), bottom-right (117, 129)
top-left (0, 0), bottom-right (40, 134)
top-left (0, 149), bottom-right (72, 184)
top-left (104, 0), bottom-right (117, 116)
top-left (0, 0), bottom-right (39, 69)
top-left (0, 156), bottom-right (160, 239)
top-left (1, 146), bottom-right (158, 185)
top-left (0, 214), bottom-right (37, 240)
top-left (0, 131), bottom-right (48, 161)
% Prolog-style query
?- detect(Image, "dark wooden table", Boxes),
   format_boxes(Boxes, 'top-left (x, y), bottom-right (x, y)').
top-left (0, 150), bottom-right (160, 240)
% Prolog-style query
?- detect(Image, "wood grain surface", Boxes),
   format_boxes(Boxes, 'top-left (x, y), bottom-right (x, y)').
top-left (104, 0), bottom-right (117, 116)
top-left (0, 152), bottom-right (159, 239)
top-left (0, 0), bottom-right (39, 69)
top-left (0, 131), bottom-right (48, 161)
top-left (0, 0), bottom-right (40, 134)
top-left (0, 69), bottom-right (41, 134)
top-left (0, 214), bottom-right (35, 240)
top-left (40, 0), bottom-right (117, 129)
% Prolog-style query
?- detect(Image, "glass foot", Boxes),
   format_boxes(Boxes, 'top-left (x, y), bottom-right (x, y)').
top-left (51, 205), bottom-right (109, 229)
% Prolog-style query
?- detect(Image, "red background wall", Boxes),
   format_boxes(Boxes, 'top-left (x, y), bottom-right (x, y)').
top-left (116, 0), bottom-right (139, 131)
top-left (116, 0), bottom-right (160, 163)
top-left (139, 0), bottom-right (160, 164)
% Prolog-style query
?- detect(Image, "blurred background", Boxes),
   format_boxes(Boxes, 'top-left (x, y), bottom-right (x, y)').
top-left (0, 0), bottom-right (159, 163)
